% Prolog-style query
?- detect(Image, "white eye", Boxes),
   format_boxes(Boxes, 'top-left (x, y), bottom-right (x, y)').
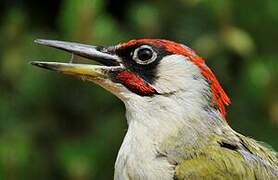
top-left (132, 45), bottom-right (157, 65)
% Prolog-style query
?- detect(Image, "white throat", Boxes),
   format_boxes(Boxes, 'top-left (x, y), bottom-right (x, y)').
top-left (114, 55), bottom-right (226, 180)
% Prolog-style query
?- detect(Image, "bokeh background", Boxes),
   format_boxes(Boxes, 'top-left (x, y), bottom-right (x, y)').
top-left (0, 0), bottom-right (277, 179)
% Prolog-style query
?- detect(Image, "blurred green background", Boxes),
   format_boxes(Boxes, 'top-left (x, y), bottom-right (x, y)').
top-left (0, 0), bottom-right (277, 179)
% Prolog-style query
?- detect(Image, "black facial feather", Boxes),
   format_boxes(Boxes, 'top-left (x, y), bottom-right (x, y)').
top-left (114, 43), bottom-right (172, 84)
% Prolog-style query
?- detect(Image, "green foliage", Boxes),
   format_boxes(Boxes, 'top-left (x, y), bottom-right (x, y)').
top-left (0, 0), bottom-right (277, 179)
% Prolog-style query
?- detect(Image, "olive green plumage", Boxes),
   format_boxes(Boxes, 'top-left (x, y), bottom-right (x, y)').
top-left (174, 133), bottom-right (278, 180)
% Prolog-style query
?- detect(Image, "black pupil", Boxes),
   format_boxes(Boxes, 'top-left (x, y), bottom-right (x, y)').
top-left (137, 48), bottom-right (153, 61)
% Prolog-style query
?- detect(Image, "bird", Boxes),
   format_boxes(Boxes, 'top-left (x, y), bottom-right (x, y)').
top-left (31, 38), bottom-right (278, 180)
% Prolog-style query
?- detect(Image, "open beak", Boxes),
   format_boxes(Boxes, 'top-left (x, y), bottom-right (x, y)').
top-left (30, 39), bottom-right (123, 81)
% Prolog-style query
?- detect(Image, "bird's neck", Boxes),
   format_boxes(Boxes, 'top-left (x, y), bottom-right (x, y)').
top-left (114, 92), bottom-right (227, 180)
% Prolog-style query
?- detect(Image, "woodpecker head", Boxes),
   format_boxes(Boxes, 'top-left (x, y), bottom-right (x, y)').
top-left (31, 39), bottom-right (230, 118)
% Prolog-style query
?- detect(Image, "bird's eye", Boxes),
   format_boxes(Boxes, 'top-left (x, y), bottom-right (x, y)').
top-left (133, 45), bottom-right (157, 65)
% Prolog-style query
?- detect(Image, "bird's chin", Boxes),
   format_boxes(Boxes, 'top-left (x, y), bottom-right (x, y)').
top-left (31, 60), bottom-right (134, 100)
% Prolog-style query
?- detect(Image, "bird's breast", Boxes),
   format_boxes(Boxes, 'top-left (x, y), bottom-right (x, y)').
top-left (114, 121), bottom-right (175, 180)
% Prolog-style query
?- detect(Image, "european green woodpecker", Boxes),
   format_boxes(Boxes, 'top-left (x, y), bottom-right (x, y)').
top-left (31, 39), bottom-right (278, 179)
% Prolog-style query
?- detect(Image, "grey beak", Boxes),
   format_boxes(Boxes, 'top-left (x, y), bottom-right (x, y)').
top-left (34, 39), bottom-right (119, 66)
